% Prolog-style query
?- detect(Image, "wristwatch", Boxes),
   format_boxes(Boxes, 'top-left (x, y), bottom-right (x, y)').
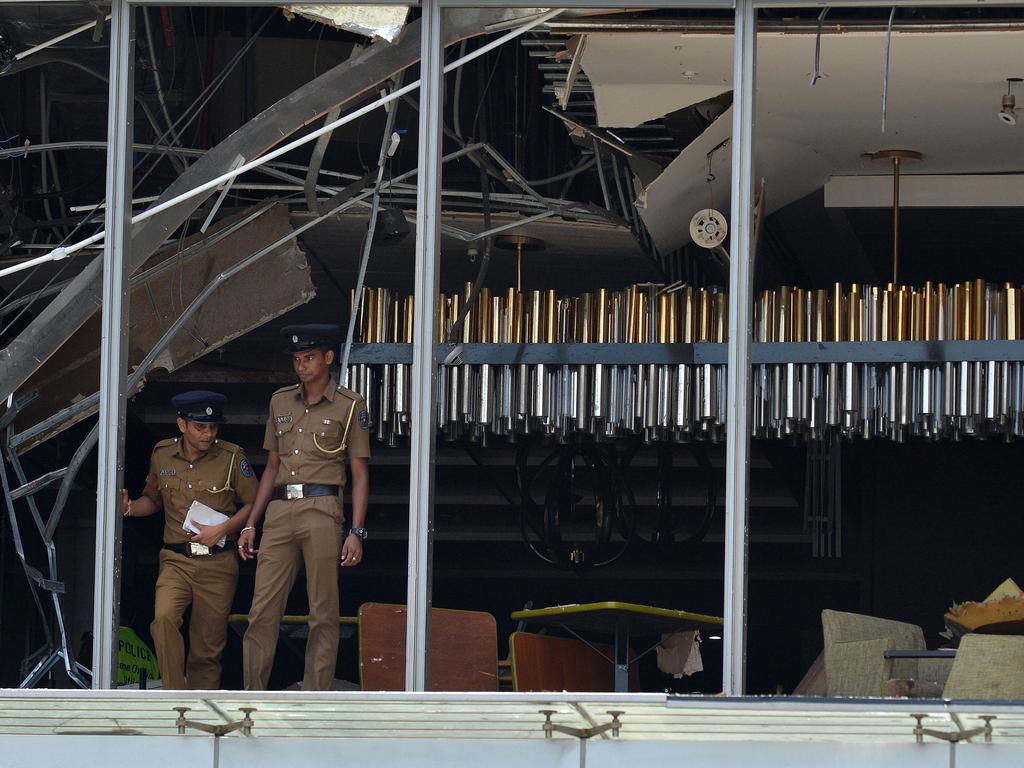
top-left (349, 527), bottom-right (368, 541)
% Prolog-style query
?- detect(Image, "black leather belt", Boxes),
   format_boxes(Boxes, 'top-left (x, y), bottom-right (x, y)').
top-left (163, 541), bottom-right (234, 558)
top-left (274, 483), bottom-right (340, 501)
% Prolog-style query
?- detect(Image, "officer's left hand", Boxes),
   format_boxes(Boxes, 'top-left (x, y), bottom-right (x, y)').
top-left (189, 521), bottom-right (227, 548)
top-left (340, 533), bottom-right (363, 567)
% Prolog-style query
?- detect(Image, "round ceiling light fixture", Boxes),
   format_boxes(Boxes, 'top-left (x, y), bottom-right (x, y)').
top-left (689, 209), bottom-right (728, 249)
top-left (999, 78), bottom-right (1022, 126)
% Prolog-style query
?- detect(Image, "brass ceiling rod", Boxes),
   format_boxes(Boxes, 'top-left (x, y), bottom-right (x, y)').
top-left (495, 234), bottom-right (546, 292)
top-left (868, 149), bottom-right (922, 285)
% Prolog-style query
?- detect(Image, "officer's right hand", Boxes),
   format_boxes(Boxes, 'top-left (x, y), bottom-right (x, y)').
top-left (238, 528), bottom-right (258, 560)
top-left (121, 489), bottom-right (131, 517)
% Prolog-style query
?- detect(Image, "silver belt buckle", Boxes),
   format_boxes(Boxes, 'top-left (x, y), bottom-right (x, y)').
top-left (189, 542), bottom-right (210, 556)
top-left (285, 483), bottom-right (304, 500)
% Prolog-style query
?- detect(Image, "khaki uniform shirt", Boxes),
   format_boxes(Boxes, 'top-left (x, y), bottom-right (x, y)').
top-left (142, 438), bottom-right (260, 545)
top-left (263, 377), bottom-right (371, 487)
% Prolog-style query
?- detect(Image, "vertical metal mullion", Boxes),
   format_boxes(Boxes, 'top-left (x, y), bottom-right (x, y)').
top-left (723, 0), bottom-right (756, 697)
top-left (92, 0), bottom-right (134, 690)
top-left (405, 0), bottom-right (443, 692)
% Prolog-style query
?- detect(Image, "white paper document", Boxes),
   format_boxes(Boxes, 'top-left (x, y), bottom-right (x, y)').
top-left (183, 500), bottom-right (230, 548)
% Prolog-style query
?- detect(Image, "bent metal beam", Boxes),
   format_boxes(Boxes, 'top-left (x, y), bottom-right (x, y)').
top-left (0, 7), bottom-right (540, 405)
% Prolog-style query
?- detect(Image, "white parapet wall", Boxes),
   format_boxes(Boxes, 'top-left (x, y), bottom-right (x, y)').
top-left (1, 691), bottom-right (1023, 768)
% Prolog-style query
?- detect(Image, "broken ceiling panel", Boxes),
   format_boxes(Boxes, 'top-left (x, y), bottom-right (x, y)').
top-left (282, 5), bottom-right (409, 42)
top-left (582, 30), bottom-right (1024, 253)
top-left (580, 34), bottom-right (731, 129)
top-left (10, 204), bottom-right (314, 452)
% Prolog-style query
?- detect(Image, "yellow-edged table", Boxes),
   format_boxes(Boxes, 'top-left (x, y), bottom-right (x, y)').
top-left (511, 601), bottom-right (723, 692)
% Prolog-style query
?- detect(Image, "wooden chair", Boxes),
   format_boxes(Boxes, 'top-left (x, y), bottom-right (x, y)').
top-left (358, 603), bottom-right (499, 691)
top-left (509, 631), bottom-right (640, 692)
top-left (943, 634), bottom-right (1024, 700)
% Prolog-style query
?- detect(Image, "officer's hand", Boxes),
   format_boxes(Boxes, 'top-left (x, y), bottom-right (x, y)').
top-left (121, 489), bottom-right (132, 517)
top-left (340, 534), bottom-right (363, 567)
top-left (238, 528), bottom-right (258, 560)
top-left (189, 521), bottom-right (227, 548)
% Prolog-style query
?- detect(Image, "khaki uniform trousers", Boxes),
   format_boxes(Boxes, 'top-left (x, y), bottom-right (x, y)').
top-left (151, 548), bottom-right (238, 690)
top-left (243, 496), bottom-right (343, 691)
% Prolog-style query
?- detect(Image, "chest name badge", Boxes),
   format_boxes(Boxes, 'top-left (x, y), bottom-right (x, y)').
top-left (275, 415), bottom-right (293, 425)
top-left (159, 468), bottom-right (176, 476)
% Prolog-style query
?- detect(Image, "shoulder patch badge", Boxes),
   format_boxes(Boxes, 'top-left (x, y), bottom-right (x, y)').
top-left (358, 410), bottom-right (370, 430)
top-left (275, 414), bottom-right (293, 425)
top-left (239, 458), bottom-right (254, 478)
top-left (159, 468), bottom-right (176, 476)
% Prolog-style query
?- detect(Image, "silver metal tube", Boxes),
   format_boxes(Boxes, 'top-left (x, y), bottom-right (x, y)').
top-left (405, 0), bottom-right (442, 692)
top-left (899, 362), bottom-right (912, 426)
top-left (659, 364), bottom-right (672, 428)
top-left (957, 361), bottom-right (970, 418)
top-left (920, 366), bottom-right (934, 417)
top-left (459, 364), bottom-right (474, 421)
top-left (534, 364), bottom-right (548, 420)
top-left (593, 363), bottom-right (606, 421)
top-left (676, 364), bottom-right (692, 431)
top-left (93, 0), bottom-right (134, 690)
top-left (512, 363), bottom-right (526, 420)
top-left (479, 364), bottom-right (493, 425)
top-left (986, 360), bottom-right (999, 421)
top-left (723, 0), bottom-right (755, 697)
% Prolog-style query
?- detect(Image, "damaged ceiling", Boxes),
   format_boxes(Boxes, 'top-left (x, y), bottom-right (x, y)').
top-left (10, 204), bottom-right (314, 452)
top-left (579, 29), bottom-right (1024, 253)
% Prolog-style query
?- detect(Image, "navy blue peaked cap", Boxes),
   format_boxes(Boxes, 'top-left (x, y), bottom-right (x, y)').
top-left (281, 323), bottom-right (341, 354)
top-left (172, 391), bottom-right (227, 424)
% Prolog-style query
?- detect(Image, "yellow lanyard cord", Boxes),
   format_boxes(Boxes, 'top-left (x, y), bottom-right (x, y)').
top-left (312, 401), bottom-right (357, 456)
top-left (204, 451), bottom-right (236, 494)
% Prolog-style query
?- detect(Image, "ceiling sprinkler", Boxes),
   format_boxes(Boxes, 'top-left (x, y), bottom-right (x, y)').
top-left (999, 78), bottom-right (1022, 126)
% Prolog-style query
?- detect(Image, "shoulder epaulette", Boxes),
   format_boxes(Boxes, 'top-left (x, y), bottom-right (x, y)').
top-left (213, 438), bottom-right (242, 454)
top-left (334, 385), bottom-right (363, 402)
top-left (153, 437), bottom-right (179, 450)
top-left (272, 383), bottom-right (301, 396)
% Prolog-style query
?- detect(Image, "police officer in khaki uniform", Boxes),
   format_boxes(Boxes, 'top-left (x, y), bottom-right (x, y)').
top-left (240, 324), bottom-right (371, 691)
top-left (122, 391), bottom-right (259, 689)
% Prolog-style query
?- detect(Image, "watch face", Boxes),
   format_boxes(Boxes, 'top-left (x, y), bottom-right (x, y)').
top-left (351, 527), bottom-right (368, 541)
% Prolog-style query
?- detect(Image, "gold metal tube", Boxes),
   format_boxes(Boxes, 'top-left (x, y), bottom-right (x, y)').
top-left (832, 283), bottom-right (844, 342)
top-left (846, 284), bottom-right (861, 342)
top-left (911, 289), bottom-right (922, 342)
top-left (668, 290), bottom-right (678, 344)
top-left (936, 283), bottom-right (948, 340)
top-left (545, 289), bottom-right (557, 343)
top-left (461, 282), bottom-right (474, 343)
top-left (810, 289), bottom-right (824, 342)
top-left (699, 289), bottom-right (711, 342)
top-left (684, 286), bottom-right (692, 344)
top-left (715, 292), bottom-right (727, 342)
top-left (529, 290), bottom-right (542, 344)
top-left (1006, 283), bottom-right (1019, 341)
top-left (479, 287), bottom-right (492, 343)
top-left (952, 284), bottom-right (964, 341)
top-left (974, 278), bottom-right (986, 340)
top-left (778, 286), bottom-right (791, 343)
top-left (881, 285), bottom-right (891, 341)
top-left (596, 288), bottom-right (608, 344)
top-left (963, 281), bottom-right (974, 340)
top-left (896, 286), bottom-right (908, 342)
top-left (923, 281), bottom-right (934, 342)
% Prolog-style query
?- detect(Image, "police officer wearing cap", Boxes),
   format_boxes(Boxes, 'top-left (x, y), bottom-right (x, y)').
top-left (122, 391), bottom-right (259, 689)
top-left (240, 324), bottom-right (371, 691)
